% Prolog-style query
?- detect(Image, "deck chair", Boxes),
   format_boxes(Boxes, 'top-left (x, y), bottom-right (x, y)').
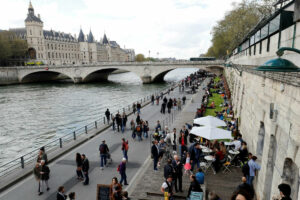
top-left (223, 155), bottom-right (232, 174)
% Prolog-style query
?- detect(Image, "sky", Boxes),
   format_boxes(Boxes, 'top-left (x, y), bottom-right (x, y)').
top-left (0, 0), bottom-right (241, 59)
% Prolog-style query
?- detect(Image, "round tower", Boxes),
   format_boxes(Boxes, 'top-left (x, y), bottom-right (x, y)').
top-left (25, 1), bottom-right (45, 64)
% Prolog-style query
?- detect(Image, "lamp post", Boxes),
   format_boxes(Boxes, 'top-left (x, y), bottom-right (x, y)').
top-left (255, 47), bottom-right (300, 72)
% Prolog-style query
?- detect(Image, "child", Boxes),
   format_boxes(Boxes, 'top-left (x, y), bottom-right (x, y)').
top-left (184, 152), bottom-right (191, 175)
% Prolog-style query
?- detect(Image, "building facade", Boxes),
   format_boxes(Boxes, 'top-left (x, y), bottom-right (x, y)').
top-left (9, 2), bottom-right (135, 66)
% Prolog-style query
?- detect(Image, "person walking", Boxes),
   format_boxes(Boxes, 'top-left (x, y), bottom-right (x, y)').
top-left (187, 175), bottom-right (203, 198)
top-left (33, 162), bottom-right (42, 195)
top-left (136, 113), bottom-right (141, 124)
top-left (82, 154), bottom-right (89, 185)
top-left (75, 153), bottom-right (83, 180)
top-left (116, 112), bottom-right (122, 132)
top-left (99, 140), bottom-right (109, 170)
top-left (182, 96), bottom-right (186, 105)
top-left (57, 186), bottom-right (67, 200)
top-left (151, 140), bottom-right (159, 171)
top-left (136, 102), bottom-right (141, 114)
top-left (172, 155), bottom-right (183, 192)
top-left (122, 138), bottom-right (129, 161)
top-left (136, 123), bottom-right (142, 141)
top-left (161, 101), bottom-right (166, 114)
top-left (67, 192), bottom-right (76, 200)
top-left (121, 113), bottom-right (127, 133)
top-left (170, 128), bottom-right (177, 152)
top-left (40, 160), bottom-right (50, 192)
top-left (119, 158), bottom-right (128, 185)
top-left (247, 156), bottom-right (260, 186)
top-left (37, 147), bottom-right (48, 165)
top-left (167, 99), bottom-right (172, 114)
top-left (105, 109), bottom-right (110, 124)
top-left (151, 95), bottom-right (155, 105)
top-left (112, 114), bottom-right (116, 131)
top-left (178, 132), bottom-right (187, 157)
top-left (161, 176), bottom-right (174, 200)
top-left (143, 121), bottom-right (149, 138)
top-left (132, 103), bottom-right (137, 114)
top-left (177, 98), bottom-right (182, 111)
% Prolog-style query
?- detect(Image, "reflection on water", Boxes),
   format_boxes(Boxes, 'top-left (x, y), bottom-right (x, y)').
top-left (0, 68), bottom-right (198, 165)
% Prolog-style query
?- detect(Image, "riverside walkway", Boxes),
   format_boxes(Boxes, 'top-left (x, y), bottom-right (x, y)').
top-left (0, 83), bottom-right (196, 200)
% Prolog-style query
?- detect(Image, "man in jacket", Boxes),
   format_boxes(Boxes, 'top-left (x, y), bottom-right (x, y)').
top-left (82, 154), bottom-right (89, 185)
top-left (99, 140), bottom-right (109, 170)
top-left (119, 158), bottom-right (128, 185)
top-left (164, 159), bottom-right (175, 179)
top-left (105, 109), bottom-right (110, 124)
top-left (56, 186), bottom-right (67, 200)
top-left (115, 112), bottom-right (122, 132)
top-left (40, 160), bottom-right (50, 192)
top-left (172, 155), bottom-right (183, 192)
top-left (33, 162), bottom-right (42, 195)
top-left (151, 140), bottom-right (159, 171)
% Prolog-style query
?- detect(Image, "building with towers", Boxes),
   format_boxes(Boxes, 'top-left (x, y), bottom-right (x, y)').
top-left (9, 1), bottom-right (135, 66)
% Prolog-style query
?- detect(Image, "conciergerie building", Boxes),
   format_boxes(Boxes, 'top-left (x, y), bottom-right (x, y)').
top-left (9, 2), bottom-right (135, 65)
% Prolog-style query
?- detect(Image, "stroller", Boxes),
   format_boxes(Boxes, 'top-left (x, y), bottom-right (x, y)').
top-left (107, 153), bottom-right (113, 165)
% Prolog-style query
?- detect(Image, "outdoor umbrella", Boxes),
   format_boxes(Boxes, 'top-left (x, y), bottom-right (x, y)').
top-left (193, 115), bottom-right (226, 127)
top-left (190, 126), bottom-right (233, 140)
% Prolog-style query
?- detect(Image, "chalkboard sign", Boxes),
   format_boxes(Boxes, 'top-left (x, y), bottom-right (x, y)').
top-left (96, 184), bottom-right (111, 200)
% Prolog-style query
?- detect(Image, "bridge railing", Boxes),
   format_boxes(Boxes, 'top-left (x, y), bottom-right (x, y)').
top-left (1, 60), bottom-right (225, 69)
top-left (0, 86), bottom-right (172, 178)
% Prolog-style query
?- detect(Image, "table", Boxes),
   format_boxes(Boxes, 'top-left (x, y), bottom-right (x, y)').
top-left (202, 148), bottom-right (212, 154)
top-left (229, 150), bottom-right (240, 163)
top-left (225, 142), bottom-right (234, 150)
top-left (204, 155), bottom-right (216, 173)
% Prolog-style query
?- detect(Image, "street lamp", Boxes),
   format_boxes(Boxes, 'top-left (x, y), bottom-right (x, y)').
top-left (255, 47), bottom-right (300, 72)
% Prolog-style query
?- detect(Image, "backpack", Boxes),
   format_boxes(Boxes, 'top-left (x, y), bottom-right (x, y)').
top-left (242, 162), bottom-right (250, 176)
top-left (100, 144), bottom-right (105, 154)
top-left (125, 142), bottom-right (129, 151)
top-left (136, 125), bottom-right (141, 132)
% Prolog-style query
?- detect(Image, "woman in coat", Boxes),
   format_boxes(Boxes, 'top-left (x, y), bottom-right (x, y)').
top-left (110, 177), bottom-right (122, 200)
top-left (75, 153), bottom-right (83, 180)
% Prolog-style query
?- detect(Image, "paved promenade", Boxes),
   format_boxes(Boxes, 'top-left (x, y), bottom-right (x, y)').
top-left (0, 84), bottom-right (194, 200)
top-left (129, 78), bottom-right (242, 200)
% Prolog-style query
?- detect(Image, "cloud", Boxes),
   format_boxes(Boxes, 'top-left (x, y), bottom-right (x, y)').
top-left (0, 0), bottom-right (240, 59)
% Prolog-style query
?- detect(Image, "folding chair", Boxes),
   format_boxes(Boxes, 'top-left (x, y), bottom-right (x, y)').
top-left (223, 155), bottom-right (232, 174)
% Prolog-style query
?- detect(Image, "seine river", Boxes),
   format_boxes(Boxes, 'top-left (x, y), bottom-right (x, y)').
top-left (0, 68), bottom-right (198, 167)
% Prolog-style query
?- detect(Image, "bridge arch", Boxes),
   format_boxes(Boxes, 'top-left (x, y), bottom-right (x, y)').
top-left (20, 70), bottom-right (74, 83)
top-left (82, 67), bottom-right (142, 83)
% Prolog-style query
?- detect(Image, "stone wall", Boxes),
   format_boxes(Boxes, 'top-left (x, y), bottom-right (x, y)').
top-left (224, 67), bottom-right (300, 199)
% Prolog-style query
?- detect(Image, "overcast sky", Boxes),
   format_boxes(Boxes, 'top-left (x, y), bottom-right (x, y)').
top-left (1, 0), bottom-right (241, 59)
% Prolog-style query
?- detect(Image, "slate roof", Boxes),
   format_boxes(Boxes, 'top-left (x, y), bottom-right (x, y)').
top-left (25, 3), bottom-right (43, 23)
top-left (9, 28), bottom-right (27, 39)
top-left (43, 30), bottom-right (75, 41)
top-left (78, 29), bottom-right (85, 42)
top-left (102, 34), bottom-right (109, 44)
top-left (109, 41), bottom-right (119, 47)
top-left (87, 30), bottom-right (94, 43)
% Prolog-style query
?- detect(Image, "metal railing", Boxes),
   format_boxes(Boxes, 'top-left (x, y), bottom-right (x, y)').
top-left (0, 87), bottom-right (172, 177)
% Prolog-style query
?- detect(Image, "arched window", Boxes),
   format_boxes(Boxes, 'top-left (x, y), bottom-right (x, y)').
top-left (256, 122), bottom-right (265, 157)
top-left (282, 158), bottom-right (299, 200)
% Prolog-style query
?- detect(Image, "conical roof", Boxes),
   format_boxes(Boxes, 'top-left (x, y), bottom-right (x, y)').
top-left (78, 29), bottom-right (85, 42)
top-left (87, 30), bottom-right (94, 43)
top-left (102, 33), bottom-right (109, 44)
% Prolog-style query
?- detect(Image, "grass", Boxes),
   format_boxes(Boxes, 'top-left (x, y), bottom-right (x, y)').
top-left (204, 93), bottom-right (224, 117)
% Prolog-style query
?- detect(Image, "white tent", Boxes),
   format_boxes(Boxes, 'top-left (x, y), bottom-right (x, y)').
top-left (190, 126), bottom-right (233, 140)
top-left (193, 115), bottom-right (226, 127)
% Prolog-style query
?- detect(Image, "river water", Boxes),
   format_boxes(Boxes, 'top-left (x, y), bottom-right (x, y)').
top-left (0, 68), bottom-right (198, 167)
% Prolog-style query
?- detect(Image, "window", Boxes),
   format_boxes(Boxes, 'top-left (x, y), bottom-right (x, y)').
top-left (51, 44), bottom-right (53, 50)
top-left (52, 52), bottom-right (54, 58)
top-left (255, 30), bottom-right (261, 43)
top-left (59, 53), bottom-right (61, 58)
top-left (55, 44), bottom-right (57, 50)
top-left (48, 52), bottom-right (51, 58)
top-left (269, 15), bottom-right (280, 35)
top-left (47, 44), bottom-right (49, 49)
top-left (250, 35), bottom-right (255, 45)
top-left (30, 29), bottom-right (32, 35)
top-left (40, 31), bottom-right (41, 36)
top-left (66, 53), bottom-right (67, 58)
top-left (249, 46), bottom-right (251, 56)
top-left (56, 53), bottom-right (57, 58)
top-left (261, 24), bottom-right (269, 39)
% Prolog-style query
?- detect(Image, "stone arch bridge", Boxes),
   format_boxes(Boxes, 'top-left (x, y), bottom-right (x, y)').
top-left (3, 61), bottom-right (224, 84)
